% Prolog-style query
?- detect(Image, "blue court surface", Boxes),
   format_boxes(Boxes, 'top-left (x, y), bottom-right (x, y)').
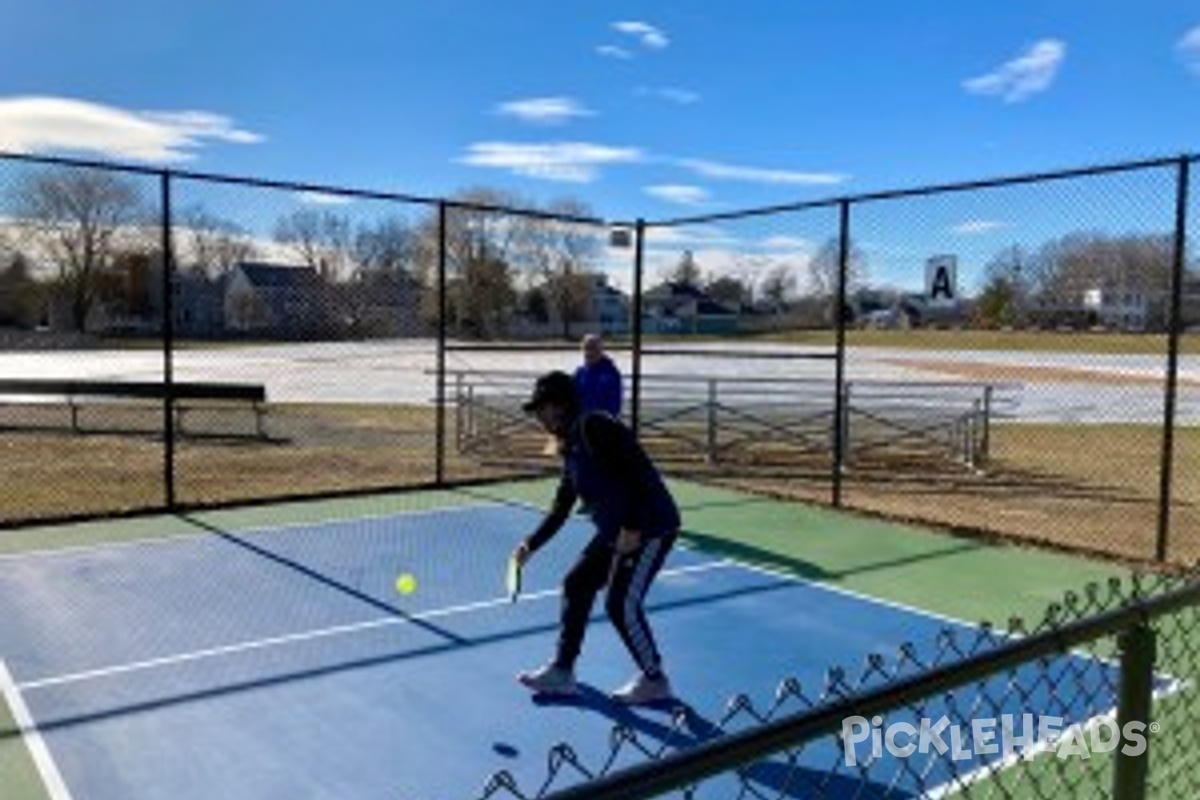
top-left (0, 502), bottom-right (1149, 800)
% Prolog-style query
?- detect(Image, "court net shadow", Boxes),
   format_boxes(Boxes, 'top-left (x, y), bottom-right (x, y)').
top-left (178, 513), bottom-right (468, 646)
top-left (679, 528), bottom-right (982, 584)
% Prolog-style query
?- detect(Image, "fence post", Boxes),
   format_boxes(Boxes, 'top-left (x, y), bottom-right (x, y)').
top-left (706, 378), bottom-right (718, 463)
top-left (831, 200), bottom-right (851, 507)
top-left (453, 373), bottom-right (464, 453)
top-left (838, 381), bottom-right (852, 476)
top-left (1156, 156), bottom-right (1189, 563)
top-left (1111, 620), bottom-right (1156, 800)
top-left (435, 202), bottom-right (448, 484)
top-left (980, 385), bottom-right (993, 469)
top-left (160, 169), bottom-right (177, 510)
top-left (965, 399), bottom-right (980, 469)
top-left (630, 219), bottom-right (646, 439)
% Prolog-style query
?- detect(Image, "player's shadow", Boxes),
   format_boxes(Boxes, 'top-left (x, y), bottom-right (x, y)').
top-left (533, 685), bottom-right (907, 799)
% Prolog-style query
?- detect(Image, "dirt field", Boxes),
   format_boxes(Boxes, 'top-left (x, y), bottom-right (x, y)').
top-left (1, 396), bottom-right (1195, 567)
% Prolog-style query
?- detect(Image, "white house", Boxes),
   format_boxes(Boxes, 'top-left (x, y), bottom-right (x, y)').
top-left (585, 272), bottom-right (631, 335)
top-left (1082, 287), bottom-right (1154, 331)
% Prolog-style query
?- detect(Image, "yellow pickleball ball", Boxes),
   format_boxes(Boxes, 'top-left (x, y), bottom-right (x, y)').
top-left (395, 572), bottom-right (417, 595)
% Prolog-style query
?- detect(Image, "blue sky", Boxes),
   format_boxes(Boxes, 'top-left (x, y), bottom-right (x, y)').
top-left (1, 1), bottom-right (1198, 292)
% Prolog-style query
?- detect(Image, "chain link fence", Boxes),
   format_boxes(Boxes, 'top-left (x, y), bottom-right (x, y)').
top-left (0, 151), bottom-right (1197, 567)
top-left (469, 566), bottom-right (1199, 800)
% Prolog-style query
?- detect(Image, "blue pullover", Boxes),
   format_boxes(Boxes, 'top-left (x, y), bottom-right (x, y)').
top-left (526, 411), bottom-right (680, 554)
top-left (573, 356), bottom-right (622, 417)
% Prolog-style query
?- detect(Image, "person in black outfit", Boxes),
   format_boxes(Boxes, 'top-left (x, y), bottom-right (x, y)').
top-left (513, 370), bottom-right (680, 704)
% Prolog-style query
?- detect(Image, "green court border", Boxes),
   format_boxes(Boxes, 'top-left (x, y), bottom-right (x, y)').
top-left (2, 477), bottom-right (1189, 800)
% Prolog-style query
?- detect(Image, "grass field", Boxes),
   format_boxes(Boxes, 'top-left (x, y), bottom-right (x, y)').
top-left (747, 328), bottom-right (1200, 355)
top-left (22, 327), bottom-right (1200, 355)
top-left (1, 396), bottom-right (1196, 566)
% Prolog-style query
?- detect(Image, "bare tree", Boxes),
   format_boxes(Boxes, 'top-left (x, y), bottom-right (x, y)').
top-left (1028, 232), bottom-right (1176, 329)
top-left (179, 205), bottom-right (259, 277)
top-left (806, 236), bottom-right (866, 299)
top-left (9, 167), bottom-right (147, 331)
top-left (528, 198), bottom-right (601, 339)
top-left (666, 250), bottom-right (703, 287)
top-left (759, 264), bottom-right (796, 312)
top-left (412, 188), bottom-right (532, 337)
top-left (705, 274), bottom-right (751, 311)
top-left (274, 208), bottom-right (353, 280)
top-left (353, 216), bottom-right (416, 276)
top-left (975, 245), bottom-right (1033, 327)
top-left (344, 216), bottom-right (419, 336)
top-left (0, 252), bottom-right (42, 327)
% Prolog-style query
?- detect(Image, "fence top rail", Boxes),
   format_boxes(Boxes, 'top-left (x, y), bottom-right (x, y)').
top-left (0, 151), bottom-right (609, 226)
top-left (540, 574), bottom-right (1200, 800)
top-left (437, 367), bottom-right (1020, 391)
top-left (9, 149), bottom-right (1191, 233)
top-left (650, 152), bottom-right (1197, 228)
top-left (446, 343), bottom-right (839, 360)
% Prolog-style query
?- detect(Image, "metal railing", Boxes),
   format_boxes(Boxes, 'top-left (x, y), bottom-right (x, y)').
top-left (446, 367), bottom-right (1016, 471)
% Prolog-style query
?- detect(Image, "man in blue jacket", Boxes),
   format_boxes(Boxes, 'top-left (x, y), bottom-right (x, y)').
top-left (513, 370), bottom-right (679, 704)
top-left (574, 334), bottom-right (622, 417)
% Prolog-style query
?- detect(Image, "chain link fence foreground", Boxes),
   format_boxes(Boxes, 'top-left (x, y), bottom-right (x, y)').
top-left (472, 567), bottom-right (1199, 800)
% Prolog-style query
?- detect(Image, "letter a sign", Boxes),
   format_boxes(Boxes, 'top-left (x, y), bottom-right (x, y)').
top-left (926, 256), bottom-right (958, 307)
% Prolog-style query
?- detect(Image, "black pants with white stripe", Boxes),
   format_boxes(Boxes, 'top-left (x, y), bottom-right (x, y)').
top-left (555, 531), bottom-right (676, 677)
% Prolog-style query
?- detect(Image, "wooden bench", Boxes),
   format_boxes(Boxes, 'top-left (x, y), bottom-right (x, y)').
top-left (0, 379), bottom-right (268, 438)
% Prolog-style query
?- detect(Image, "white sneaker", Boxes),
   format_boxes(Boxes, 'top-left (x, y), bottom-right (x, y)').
top-left (517, 663), bottom-right (578, 695)
top-left (611, 672), bottom-right (673, 705)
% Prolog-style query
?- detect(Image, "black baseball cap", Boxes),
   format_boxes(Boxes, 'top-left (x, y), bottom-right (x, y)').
top-left (522, 370), bottom-right (577, 412)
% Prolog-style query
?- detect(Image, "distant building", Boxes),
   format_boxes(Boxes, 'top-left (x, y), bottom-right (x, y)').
top-left (585, 272), bottom-right (631, 336)
top-left (174, 269), bottom-right (226, 337)
top-left (224, 262), bottom-right (327, 337)
top-left (523, 271), bottom-right (632, 338)
top-left (343, 268), bottom-right (424, 337)
top-left (1082, 287), bottom-right (1155, 331)
top-left (642, 281), bottom-right (739, 334)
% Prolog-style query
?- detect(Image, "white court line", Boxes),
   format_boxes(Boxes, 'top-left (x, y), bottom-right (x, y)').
top-left (17, 559), bottom-right (730, 692)
top-left (0, 658), bottom-right (74, 800)
top-left (0, 500), bottom-right (518, 562)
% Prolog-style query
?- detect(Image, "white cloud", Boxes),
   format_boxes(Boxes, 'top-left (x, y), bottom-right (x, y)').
top-left (613, 20), bottom-right (669, 49)
top-left (645, 184), bottom-right (710, 206)
top-left (963, 39), bottom-right (1067, 103)
top-left (459, 141), bottom-right (642, 183)
top-left (678, 158), bottom-right (848, 186)
top-left (496, 96), bottom-right (595, 125)
top-left (0, 96), bottom-right (262, 162)
top-left (297, 191), bottom-right (353, 206)
top-left (760, 235), bottom-right (812, 250)
top-left (951, 219), bottom-right (1007, 235)
top-left (644, 224), bottom-right (739, 249)
top-left (596, 45), bottom-right (633, 60)
top-left (636, 86), bottom-right (701, 105)
top-left (1177, 26), bottom-right (1200, 74)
